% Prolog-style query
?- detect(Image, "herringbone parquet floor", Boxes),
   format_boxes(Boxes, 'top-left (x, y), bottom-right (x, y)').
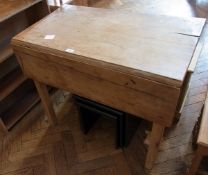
top-left (1, 0), bottom-right (208, 174)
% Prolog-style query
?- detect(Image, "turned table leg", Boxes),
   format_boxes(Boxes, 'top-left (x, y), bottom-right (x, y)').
top-left (145, 123), bottom-right (165, 169)
top-left (34, 80), bottom-right (57, 125)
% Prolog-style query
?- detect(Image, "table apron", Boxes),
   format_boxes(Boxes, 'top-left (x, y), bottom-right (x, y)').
top-left (15, 49), bottom-right (180, 127)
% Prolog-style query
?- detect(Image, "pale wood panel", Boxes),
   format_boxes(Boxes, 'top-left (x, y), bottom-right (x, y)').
top-left (12, 5), bottom-right (205, 87)
top-left (0, 0), bottom-right (42, 23)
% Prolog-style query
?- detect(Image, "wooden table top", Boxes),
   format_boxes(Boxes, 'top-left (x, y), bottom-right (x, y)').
top-left (13, 4), bottom-right (206, 87)
top-left (0, 0), bottom-right (42, 23)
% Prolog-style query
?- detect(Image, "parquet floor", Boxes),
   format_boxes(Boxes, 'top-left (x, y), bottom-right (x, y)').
top-left (1, 0), bottom-right (208, 174)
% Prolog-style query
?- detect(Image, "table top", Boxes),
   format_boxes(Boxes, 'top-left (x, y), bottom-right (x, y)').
top-left (13, 4), bottom-right (206, 87)
top-left (0, 0), bottom-right (42, 23)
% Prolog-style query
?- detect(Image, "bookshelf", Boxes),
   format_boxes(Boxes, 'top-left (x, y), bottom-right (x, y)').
top-left (0, 0), bottom-right (50, 133)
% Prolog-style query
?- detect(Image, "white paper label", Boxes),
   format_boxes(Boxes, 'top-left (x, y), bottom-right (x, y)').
top-left (44, 35), bottom-right (55, 40)
top-left (65, 48), bottom-right (75, 53)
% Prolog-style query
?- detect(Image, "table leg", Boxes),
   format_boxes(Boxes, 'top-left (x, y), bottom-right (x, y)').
top-left (145, 123), bottom-right (165, 169)
top-left (74, 0), bottom-right (88, 6)
top-left (82, 0), bottom-right (88, 6)
top-left (187, 146), bottom-right (203, 175)
top-left (34, 80), bottom-right (57, 125)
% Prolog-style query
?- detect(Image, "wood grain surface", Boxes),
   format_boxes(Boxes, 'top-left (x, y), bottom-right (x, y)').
top-left (12, 4), bottom-right (206, 87)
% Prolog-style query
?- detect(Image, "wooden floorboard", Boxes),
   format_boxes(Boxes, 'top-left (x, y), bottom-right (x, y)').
top-left (1, 0), bottom-right (208, 174)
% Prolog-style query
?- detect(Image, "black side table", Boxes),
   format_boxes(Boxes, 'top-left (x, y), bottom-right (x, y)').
top-left (74, 95), bottom-right (140, 148)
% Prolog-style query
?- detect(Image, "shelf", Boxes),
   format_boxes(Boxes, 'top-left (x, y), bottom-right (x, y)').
top-left (0, 85), bottom-right (55, 131)
top-left (1, 89), bottom-right (40, 130)
top-left (0, 45), bottom-right (13, 64)
top-left (0, 118), bottom-right (7, 133)
top-left (0, 0), bottom-right (42, 23)
top-left (0, 68), bottom-right (27, 101)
